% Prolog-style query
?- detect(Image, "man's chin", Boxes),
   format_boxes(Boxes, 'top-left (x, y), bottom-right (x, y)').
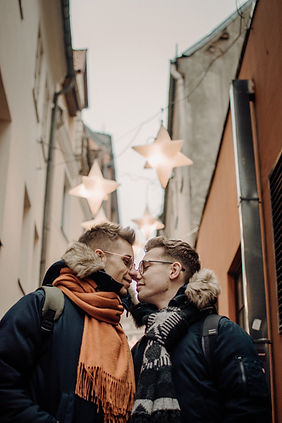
top-left (119, 288), bottom-right (128, 297)
top-left (137, 293), bottom-right (144, 302)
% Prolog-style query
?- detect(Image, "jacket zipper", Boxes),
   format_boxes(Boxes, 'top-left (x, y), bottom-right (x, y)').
top-left (237, 356), bottom-right (246, 384)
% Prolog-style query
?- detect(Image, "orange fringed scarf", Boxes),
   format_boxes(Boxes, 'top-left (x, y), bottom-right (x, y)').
top-left (53, 267), bottom-right (136, 423)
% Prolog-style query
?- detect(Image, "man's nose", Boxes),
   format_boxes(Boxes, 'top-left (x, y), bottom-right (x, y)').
top-left (129, 266), bottom-right (141, 281)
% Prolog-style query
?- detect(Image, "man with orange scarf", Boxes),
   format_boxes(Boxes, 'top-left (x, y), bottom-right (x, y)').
top-left (0, 223), bottom-right (137, 423)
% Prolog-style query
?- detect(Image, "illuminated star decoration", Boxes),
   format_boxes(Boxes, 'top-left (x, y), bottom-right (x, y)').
top-left (132, 123), bottom-right (193, 188)
top-left (132, 238), bottom-right (145, 257)
top-left (132, 206), bottom-right (164, 239)
top-left (69, 160), bottom-right (119, 214)
top-left (81, 207), bottom-right (109, 230)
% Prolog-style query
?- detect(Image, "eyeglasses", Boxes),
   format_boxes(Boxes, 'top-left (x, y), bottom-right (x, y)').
top-left (138, 259), bottom-right (185, 276)
top-left (103, 250), bottom-right (134, 270)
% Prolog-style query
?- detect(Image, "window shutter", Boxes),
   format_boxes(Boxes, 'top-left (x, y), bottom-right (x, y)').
top-left (269, 154), bottom-right (282, 332)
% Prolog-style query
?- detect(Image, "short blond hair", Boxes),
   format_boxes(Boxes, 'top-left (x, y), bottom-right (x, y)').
top-left (78, 222), bottom-right (135, 250)
top-left (145, 236), bottom-right (200, 279)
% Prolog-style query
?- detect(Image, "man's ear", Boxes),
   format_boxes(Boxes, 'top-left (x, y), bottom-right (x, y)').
top-left (95, 249), bottom-right (105, 260)
top-left (169, 262), bottom-right (182, 280)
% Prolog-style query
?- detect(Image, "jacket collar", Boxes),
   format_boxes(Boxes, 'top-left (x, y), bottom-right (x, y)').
top-left (130, 269), bottom-right (221, 327)
top-left (62, 241), bottom-right (105, 279)
top-left (42, 242), bottom-right (124, 294)
top-left (93, 270), bottom-right (123, 294)
top-left (168, 268), bottom-right (221, 309)
top-left (184, 268), bottom-right (221, 309)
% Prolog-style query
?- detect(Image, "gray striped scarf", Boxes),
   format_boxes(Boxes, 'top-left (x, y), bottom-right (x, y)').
top-left (131, 306), bottom-right (191, 423)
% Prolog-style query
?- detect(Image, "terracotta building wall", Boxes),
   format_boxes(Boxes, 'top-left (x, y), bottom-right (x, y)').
top-left (196, 116), bottom-right (240, 319)
top-left (196, 0), bottom-right (282, 418)
top-left (237, 0), bottom-right (282, 417)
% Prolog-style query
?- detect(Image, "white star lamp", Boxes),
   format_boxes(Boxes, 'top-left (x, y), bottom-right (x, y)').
top-left (132, 124), bottom-right (193, 188)
top-left (132, 206), bottom-right (164, 239)
top-left (81, 207), bottom-right (109, 230)
top-left (69, 160), bottom-right (119, 214)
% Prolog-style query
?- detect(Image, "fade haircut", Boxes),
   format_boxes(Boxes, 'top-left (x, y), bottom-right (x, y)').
top-left (145, 236), bottom-right (201, 279)
top-left (78, 222), bottom-right (135, 251)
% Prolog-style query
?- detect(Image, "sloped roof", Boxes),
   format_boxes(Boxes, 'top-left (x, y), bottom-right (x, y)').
top-left (182, 0), bottom-right (253, 58)
top-left (84, 124), bottom-right (112, 149)
top-left (163, 0), bottom-right (254, 245)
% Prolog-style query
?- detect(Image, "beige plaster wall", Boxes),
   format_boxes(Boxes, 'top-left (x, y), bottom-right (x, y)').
top-left (0, 0), bottom-right (90, 316)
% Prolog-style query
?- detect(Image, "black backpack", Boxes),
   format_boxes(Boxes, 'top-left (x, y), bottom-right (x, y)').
top-left (202, 314), bottom-right (225, 373)
top-left (39, 285), bottom-right (65, 332)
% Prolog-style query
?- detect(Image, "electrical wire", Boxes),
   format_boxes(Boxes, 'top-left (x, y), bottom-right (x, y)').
top-left (114, 6), bottom-right (247, 152)
top-left (38, 7), bottom-right (247, 171)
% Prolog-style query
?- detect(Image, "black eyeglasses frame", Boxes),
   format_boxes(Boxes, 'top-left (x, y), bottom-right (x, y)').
top-left (138, 259), bottom-right (185, 275)
top-left (103, 250), bottom-right (134, 270)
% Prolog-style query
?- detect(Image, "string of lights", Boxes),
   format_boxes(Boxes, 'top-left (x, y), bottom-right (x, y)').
top-left (118, 172), bottom-right (160, 184)
top-left (37, 6), bottom-right (247, 239)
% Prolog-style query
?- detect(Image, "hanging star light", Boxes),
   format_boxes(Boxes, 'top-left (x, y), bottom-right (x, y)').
top-left (132, 238), bottom-right (145, 257)
top-left (132, 206), bottom-right (164, 239)
top-left (132, 124), bottom-right (193, 188)
top-left (69, 160), bottom-right (119, 214)
top-left (81, 207), bottom-right (109, 230)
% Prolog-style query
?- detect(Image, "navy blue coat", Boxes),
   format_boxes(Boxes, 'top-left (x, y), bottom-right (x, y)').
top-left (132, 312), bottom-right (271, 422)
top-left (0, 289), bottom-right (106, 423)
top-left (0, 262), bottom-right (126, 423)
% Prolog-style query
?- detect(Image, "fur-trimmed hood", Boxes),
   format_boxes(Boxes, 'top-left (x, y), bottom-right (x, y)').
top-left (62, 241), bottom-right (105, 279)
top-left (130, 268), bottom-right (221, 328)
top-left (129, 268), bottom-right (221, 310)
top-left (184, 268), bottom-right (221, 308)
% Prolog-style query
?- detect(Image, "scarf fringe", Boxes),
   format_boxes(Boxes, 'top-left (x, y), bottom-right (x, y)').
top-left (131, 410), bottom-right (182, 423)
top-left (75, 362), bottom-right (135, 423)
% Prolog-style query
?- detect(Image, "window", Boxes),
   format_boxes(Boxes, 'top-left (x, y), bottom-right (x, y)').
top-left (61, 175), bottom-right (71, 239)
top-left (269, 154), bottom-right (282, 332)
top-left (41, 79), bottom-right (50, 142)
top-left (0, 70), bottom-right (11, 244)
top-left (39, 78), bottom-right (51, 160)
top-left (229, 249), bottom-right (248, 331)
top-left (33, 28), bottom-right (44, 122)
top-left (234, 265), bottom-right (248, 330)
top-left (18, 0), bottom-right (24, 19)
top-left (32, 225), bottom-right (40, 289)
top-left (19, 187), bottom-right (32, 294)
top-left (0, 70), bottom-right (10, 121)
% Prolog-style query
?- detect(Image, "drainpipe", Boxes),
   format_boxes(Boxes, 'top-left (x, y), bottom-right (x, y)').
top-left (39, 0), bottom-right (76, 280)
top-left (230, 79), bottom-right (271, 383)
top-left (170, 64), bottom-right (186, 147)
top-left (39, 80), bottom-right (74, 280)
top-left (170, 63), bottom-right (193, 243)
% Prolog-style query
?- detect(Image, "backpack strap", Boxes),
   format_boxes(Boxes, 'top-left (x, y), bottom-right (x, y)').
top-left (39, 286), bottom-right (65, 332)
top-left (201, 314), bottom-right (223, 373)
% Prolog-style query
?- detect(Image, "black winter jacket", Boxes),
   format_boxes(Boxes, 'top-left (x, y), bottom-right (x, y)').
top-left (0, 242), bottom-right (126, 423)
top-left (0, 289), bottom-right (97, 423)
top-left (132, 315), bottom-right (271, 422)
top-left (131, 271), bottom-right (271, 423)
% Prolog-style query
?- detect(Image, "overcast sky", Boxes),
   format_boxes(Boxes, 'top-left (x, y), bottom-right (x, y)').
top-left (70, 0), bottom-right (247, 236)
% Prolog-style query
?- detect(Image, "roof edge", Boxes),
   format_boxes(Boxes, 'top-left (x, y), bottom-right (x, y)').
top-left (181, 0), bottom-right (253, 58)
